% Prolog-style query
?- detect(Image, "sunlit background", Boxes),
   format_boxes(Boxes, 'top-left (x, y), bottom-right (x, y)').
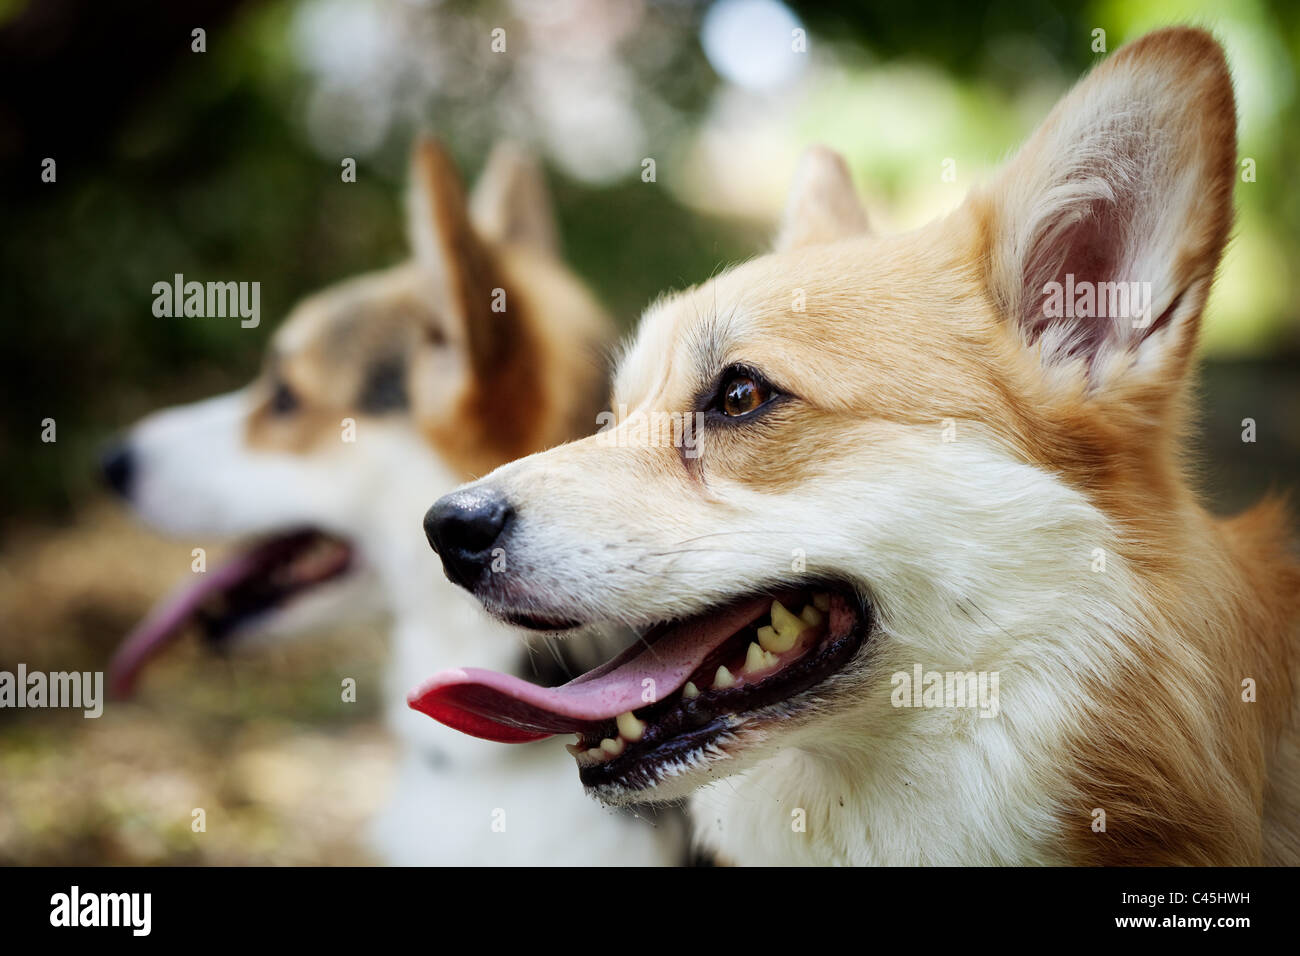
top-left (1, 0), bottom-right (1297, 863)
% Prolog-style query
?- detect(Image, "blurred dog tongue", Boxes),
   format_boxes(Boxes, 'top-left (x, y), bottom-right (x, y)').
top-left (107, 547), bottom-right (266, 697)
top-left (407, 597), bottom-right (767, 742)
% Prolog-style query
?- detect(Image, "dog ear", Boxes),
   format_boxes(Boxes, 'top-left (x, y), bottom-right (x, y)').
top-left (407, 136), bottom-right (515, 381)
top-left (981, 28), bottom-right (1236, 392)
top-left (470, 142), bottom-right (560, 256)
top-left (774, 146), bottom-right (869, 251)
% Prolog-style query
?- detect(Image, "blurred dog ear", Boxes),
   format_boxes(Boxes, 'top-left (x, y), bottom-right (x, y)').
top-left (406, 136), bottom-right (514, 381)
top-left (470, 142), bottom-right (561, 256)
top-left (774, 146), bottom-right (869, 251)
top-left (980, 28), bottom-right (1236, 396)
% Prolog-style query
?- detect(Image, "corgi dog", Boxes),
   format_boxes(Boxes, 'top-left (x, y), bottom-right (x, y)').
top-left (411, 30), bottom-right (1300, 865)
top-left (105, 137), bottom-right (683, 866)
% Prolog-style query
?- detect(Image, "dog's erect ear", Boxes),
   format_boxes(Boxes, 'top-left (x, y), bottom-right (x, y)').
top-left (470, 142), bottom-right (560, 256)
top-left (407, 136), bottom-right (515, 380)
top-left (981, 28), bottom-right (1236, 390)
top-left (774, 146), bottom-right (869, 251)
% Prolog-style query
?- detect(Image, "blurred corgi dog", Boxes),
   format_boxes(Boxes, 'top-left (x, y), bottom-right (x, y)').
top-left (412, 30), bottom-right (1300, 865)
top-left (105, 138), bottom-right (683, 866)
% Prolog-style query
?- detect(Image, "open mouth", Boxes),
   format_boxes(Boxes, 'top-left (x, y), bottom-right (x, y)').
top-left (407, 584), bottom-right (870, 793)
top-left (108, 529), bottom-right (353, 697)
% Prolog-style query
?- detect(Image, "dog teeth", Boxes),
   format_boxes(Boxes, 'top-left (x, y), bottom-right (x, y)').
top-left (757, 600), bottom-right (806, 653)
top-left (771, 599), bottom-right (806, 637)
top-left (567, 596), bottom-right (838, 767)
top-left (616, 711), bottom-right (646, 742)
top-left (743, 641), bottom-right (778, 675)
top-left (756, 622), bottom-right (797, 653)
top-left (576, 730), bottom-right (634, 765)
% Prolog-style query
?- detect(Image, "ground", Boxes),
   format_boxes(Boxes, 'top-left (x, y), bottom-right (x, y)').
top-left (0, 503), bottom-right (392, 865)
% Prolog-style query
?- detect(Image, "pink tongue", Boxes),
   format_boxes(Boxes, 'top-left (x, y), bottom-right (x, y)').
top-left (407, 596), bottom-right (770, 743)
top-left (107, 549), bottom-right (265, 698)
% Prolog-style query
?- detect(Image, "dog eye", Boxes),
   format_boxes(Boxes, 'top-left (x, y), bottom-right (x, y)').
top-left (358, 358), bottom-right (408, 414)
top-left (269, 381), bottom-right (299, 416)
top-left (718, 370), bottom-right (771, 418)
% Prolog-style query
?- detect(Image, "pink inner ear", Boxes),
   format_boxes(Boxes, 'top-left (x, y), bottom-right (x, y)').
top-left (1024, 203), bottom-right (1123, 361)
top-left (991, 29), bottom-right (1237, 380)
top-left (1010, 126), bottom-right (1184, 371)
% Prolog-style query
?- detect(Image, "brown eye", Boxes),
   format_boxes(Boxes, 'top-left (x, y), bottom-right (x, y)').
top-left (721, 373), bottom-right (768, 417)
top-left (270, 381), bottom-right (298, 416)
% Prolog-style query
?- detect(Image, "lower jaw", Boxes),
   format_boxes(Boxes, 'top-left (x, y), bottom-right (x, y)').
top-left (576, 597), bottom-right (870, 795)
top-left (580, 718), bottom-right (739, 799)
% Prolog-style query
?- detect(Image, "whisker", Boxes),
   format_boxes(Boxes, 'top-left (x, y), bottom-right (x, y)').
top-left (668, 529), bottom-right (807, 545)
top-left (646, 547), bottom-right (782, 558)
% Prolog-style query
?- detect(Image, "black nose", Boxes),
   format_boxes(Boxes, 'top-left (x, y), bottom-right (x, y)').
top-left (100, 442), bottom-right (135, 499)
top-left (423, 487), bottom-right (513, 590)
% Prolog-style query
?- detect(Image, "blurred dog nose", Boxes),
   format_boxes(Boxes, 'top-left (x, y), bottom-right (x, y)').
top-left (100, 443), bottom-right (135, 499)
top-left (424, 487), bottom-right (513, 589)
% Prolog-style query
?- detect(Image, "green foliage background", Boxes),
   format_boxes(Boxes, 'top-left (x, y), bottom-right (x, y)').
top-left (1, 0), bottom-right (1296, 522)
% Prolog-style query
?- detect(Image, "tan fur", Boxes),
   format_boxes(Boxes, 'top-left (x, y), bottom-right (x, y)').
top-left (452, 29), bottom-right (1299, 864)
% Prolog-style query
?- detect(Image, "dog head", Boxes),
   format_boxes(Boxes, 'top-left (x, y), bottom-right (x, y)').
top-left (410, 28), bottom-right (1238, 819)
top-left (107, 138), bottom-right (611, 693)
